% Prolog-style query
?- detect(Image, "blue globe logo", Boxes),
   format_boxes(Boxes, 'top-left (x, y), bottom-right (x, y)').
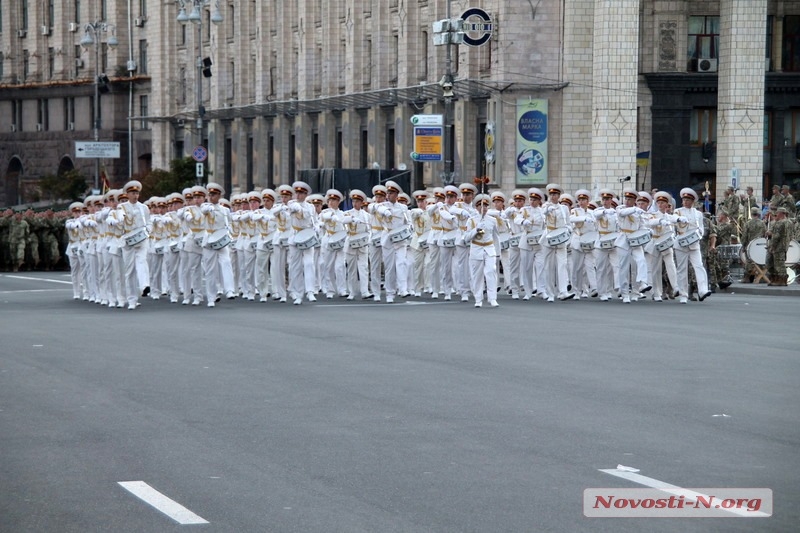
top-left (517, 149), bottom-right (544, 175)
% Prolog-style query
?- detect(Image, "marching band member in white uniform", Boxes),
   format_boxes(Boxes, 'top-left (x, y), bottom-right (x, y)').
top-left (644, 191), bottom-right (679, 301)
top-left (287, 181), bottom-right (318, 304)
top-left (271, 185), bottom-right (294, 302)
top-left (463, 194), bottom-right (500, 308)
top-left (504, 190), bottom-right (526, 299)
top-left (319, 189), bottom-right (348, 299)
top-left (615, 188), bottom-right (651, 303)
top-left (454, 183), bottom-right (479, 302)
top-left (425, 188), bottom-right (446, 298)
top-left (568, 189), bottom-right (598, 298)
top-left (409, 191), bottom-right (431, 297)
top-left (673, 187), bottom-right (711, 304)
top-left (490, 191), bottom-right (512, 295)
top-left (164, 193), bottom-right (185, 303)
top-left (539, 184), bottom-right (575, 302)
top-left (368, 185), bottom-right (387, 301)
top-left (181, 186), bottom-right (207, 305)
top-left (201, 183), bottom-right (236, 307)
top-left (593, 189), bottom-right (620, 301)
top-left (435, 185), bottom-right (462, 301)
top-left (116, 180), bottom-right (151, 310)
top-left (342, 189), bottom-right (372, 300)
top-left (375, 181), bottom-right (412, 303)
top-left (515, 188), bottom-right (546, 300)
top-left (252, 189), bottom-right (277, 302)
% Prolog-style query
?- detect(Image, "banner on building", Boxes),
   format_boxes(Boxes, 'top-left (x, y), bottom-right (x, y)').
top-left (516, 99), bottom-right (548, 185)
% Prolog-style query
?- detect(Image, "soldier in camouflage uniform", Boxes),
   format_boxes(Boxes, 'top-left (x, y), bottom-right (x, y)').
top-left (9, 212), bottom-right (30, 272)
top-left (780, 185), bottom-right (796, 217)
top-left (0, 210), bottom-right (11, 271)
top-left (709, 211), bottom-right (735, 289)
top-left (24, 210), bottom-right (40, 270)
top-left (38, 210), bottom-right (62, 270)
top-left (766, 207), bottom-right (792, 286)
top-left (721, 186), bottom-right (740, 227)
top-left (740, 207), bottom-right (766, 283)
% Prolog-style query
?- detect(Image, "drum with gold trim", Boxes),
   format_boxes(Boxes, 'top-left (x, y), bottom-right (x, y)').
top-left (294, 228), bottom-right (320, 250)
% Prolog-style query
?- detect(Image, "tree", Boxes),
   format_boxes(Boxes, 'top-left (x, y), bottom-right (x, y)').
top-left (39, 170), bottom-right (88, 202)
top-left (139, 157), bottom-right (198, 198)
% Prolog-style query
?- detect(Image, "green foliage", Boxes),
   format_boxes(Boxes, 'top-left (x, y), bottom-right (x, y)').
top-left (39, 170), bottom-right (88, 202)
top-left (139, 157), bottom-right (198, 198)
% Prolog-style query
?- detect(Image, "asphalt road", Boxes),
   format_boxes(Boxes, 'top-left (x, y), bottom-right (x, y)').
top-left (1, 272), bottom-right (798, 533)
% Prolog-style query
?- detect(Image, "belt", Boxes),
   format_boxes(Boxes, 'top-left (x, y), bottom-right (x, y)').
top-left (599, 231), bottom-right (611, 235)
top-left (371, 226), bottom-right (383, 231)
top-left (327, 230), bottom-right (336, 235)
top-left (547, 226), bottom-right (557, 230)
top-left (191, 228), bottom-right (203, 233)
top-left (292, 225), bottom-right (310, 231)
top-left (472, 240), bottom-right (494, 247)
top-left (431, 226), bottom-right (443, 231)
top-left (620, 229), bottom-right (634, 233)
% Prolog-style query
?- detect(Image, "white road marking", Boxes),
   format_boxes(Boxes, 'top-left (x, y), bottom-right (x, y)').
top-left (118, 481), bottom-right (209, 525)
top-left (2, 274), bottom-right (73, 285)
top-left (599, 468), bottom-right (770, 517)
top-left (0, 289), bottom-right (70, 294)
top-left (321, 301), bottom-right (454, 308)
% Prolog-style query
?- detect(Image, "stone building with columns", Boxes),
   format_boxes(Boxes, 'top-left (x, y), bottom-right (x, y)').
top-left (1, 0), bottom-right (798, 208)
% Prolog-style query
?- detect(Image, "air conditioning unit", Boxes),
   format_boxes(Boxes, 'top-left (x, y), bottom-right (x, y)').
top-left (36, 123), bottom-right (43, 132)
top-left (697, 57), bottom-right (718, 73)
top-left (41, 25), bottom-right (50, 36)
top-left (10, 124), bottom-right (17, 132)
top-left (69, 22), bottom-right (79, 32)
top-left (68, 122), bottom-right (75, 131)
top-left (134, 17), bottom-right (146, 28)
top-left (75, 58), bottom-right (84, 68)
top-left (17, 29), bottom-right (27, 38)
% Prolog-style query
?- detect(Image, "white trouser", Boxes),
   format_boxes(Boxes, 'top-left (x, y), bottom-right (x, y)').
top-left (616, 244), bottom-right (648, 295)
top-left (540, 243), bottom-right (570, 296)
top-left (437, 244), bottom-right (456, 295)
top-left (570, 248), bottom-right (597, 293)
top-left (255, 247), bottom-right (273, 297)
top-left (455, 245), bottom-right (471, 296)
top-left (506, 245), bottom-right (521, 294)
top-left (595, 247), bottom-right (618, 298)
top-left (181, 242), bottom-right (204, 303)
top-left (674, 245), bottom-right (708, 297)
top-left (271, 244), bottom-right (288, 298)
top-left (122, 241), bottom-right (150, 305)
top-left (382, 241), bottom-right (409, 297)
top-left (67, 249), bottom-right (83, 299)
top-left (288, 245), bottom-right (317, 298)
top-left (410, 246), bottom-right (426, 294)
top-left (203, 245), bottom-right (235, 302)
top-left (426, 241), bottom-right (441, 294)
top-left (241, 245), bottom-right (257, 298)
top-left (346, 247), bottom-right (370, 297)
top-left (470, 249), bottom-right (498, 303)
top-left (369, 242), bottom-right (383, 296)
top-left (321, 245), bottom-right (347, 295)
top-left (646, 248), bottom-right (678, 297)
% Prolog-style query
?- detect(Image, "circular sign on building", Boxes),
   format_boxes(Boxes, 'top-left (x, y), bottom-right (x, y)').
top-left (461, 8), bottom-right (493, 47)
top-left (192, 145), bottom-right (208, 162)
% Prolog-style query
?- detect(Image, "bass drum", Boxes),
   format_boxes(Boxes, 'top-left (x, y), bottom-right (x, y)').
top-left (746, 237), bottom-right (767, 265)
top-left (787, 240), bottom-right (800, 266)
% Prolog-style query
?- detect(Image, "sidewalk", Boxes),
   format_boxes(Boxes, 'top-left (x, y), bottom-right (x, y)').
top-left (720, 278), bottom-right (800, 297)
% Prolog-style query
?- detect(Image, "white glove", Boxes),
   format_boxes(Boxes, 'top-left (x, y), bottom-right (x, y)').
top-left (250, 212), bottom-right (263, 221)
top-left (436, 202), bottom-right (444, 209)
top-left (184, 211), bottom-right (193, 221)
top-left (289, 203), bottom-right (301, 213)
top-left (107, 217), bottom-right (117, 226)
top-left (341, 215), bottom-right (353, 224)
top-left (522, 219), bottom-right (532, 227)
top-left (449, 206), bottom-right (463, 216)
top-left (659, 219), bottom-right (669, 226)
top-left (200, 204), bottom-right (213, 214)
top-left (677, 216), bottom-right (688, 223)
top-left (635, 207), bottom-right (645, 215)
top-left (239, 211), bottom-right (251, 221)
top-left (378, 206), bottom-right (392, 218)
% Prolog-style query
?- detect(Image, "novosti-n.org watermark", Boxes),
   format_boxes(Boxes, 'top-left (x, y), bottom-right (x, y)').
top-left (584, 488), bottom-right (772, 517)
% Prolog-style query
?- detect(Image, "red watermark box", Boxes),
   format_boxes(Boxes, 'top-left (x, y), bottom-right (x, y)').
top-left (584, 488), bottom-right (772, 518)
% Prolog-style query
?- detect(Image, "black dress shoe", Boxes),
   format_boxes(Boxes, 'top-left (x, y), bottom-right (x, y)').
top-left (699, 291), bottom-right (712, 302)
top-left (142, 286), bottom-right (150, 297)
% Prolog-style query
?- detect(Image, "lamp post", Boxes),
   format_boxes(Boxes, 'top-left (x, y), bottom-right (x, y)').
top-left (177, 0), bottom-right (223, 184)
top-left (81, 21), bottom-right (118, 192)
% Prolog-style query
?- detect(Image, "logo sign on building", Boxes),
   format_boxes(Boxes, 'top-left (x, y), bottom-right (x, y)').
top-left (484, 121), bottom-right (496, 163)
top-left (461, 8), bottom-right (493, 47)
top-left (411, 114), bottom-right (444, 126)
top-left (75, 141), bottom-right (121, 159)
top-left (516, 99), bottom-right (549, 185)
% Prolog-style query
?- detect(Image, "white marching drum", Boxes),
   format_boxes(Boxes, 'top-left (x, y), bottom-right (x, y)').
top-left (294, 228), bottom-right (320, 250)
top-left (579, 232), bottom-right (598, 252)
top-left (328, 231), bottom-right (347, 250)
top-left (546, 227), bottom-right (571, 247)
top-left (441, 229), bottom-right (459, 248)
top-left (526, 231), bottom-right (543, 247)
top-left (388, 225), bottom-right (413, 244)
top-left (598, 233), bottom-right (617, 250)
top-left (259, 239), bottom-right (274, 251)
top-left (626, 229), bottom-right (652, 247)
top-left (123, 228), bottom-right (148, 247)
top-left (747, 237), bottom-right (767, 265)
top-left (348, 232), bottom-right (370, 249)
top-left (169, 241), bottom-right (180, 253)
top-left (654, 235), bottom-right (675, 253)
top-left (509, 235), bottom-right (521, 248)
top-left (499, 234), bottom-right (511, 251)
top-left (786, 240), bottom-right (800, 265)
top-left (717, 244), bottom-right (742, 261)
top-left (677, 231), bottom-right (701, 248)
top-left (154, 244), bottom-right (166, 255)
top-left (208, 229), bottom-right (232, 250)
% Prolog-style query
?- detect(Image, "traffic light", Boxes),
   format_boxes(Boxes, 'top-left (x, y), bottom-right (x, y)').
top-left (202, 57), bottom-right (213, 78)
top-left (98, 74), bottom-right (110, 94)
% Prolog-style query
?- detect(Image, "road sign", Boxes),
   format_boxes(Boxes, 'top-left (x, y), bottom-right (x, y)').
top-left (192, 145), bottom-right (208, 162)
top-left (411, 114), bottom-right (444, 126)
top-left (75, 141), bottom-right (120, 159)
top-left (461, 8), bottom-right (493, 47)
top-left (196, 163), bottom-right (205, 179)
top-left (412, 126), bottom-right (443, 162)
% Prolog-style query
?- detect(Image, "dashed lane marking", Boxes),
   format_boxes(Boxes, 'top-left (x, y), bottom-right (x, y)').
top-left (118, 481), bottom-right (209, 525)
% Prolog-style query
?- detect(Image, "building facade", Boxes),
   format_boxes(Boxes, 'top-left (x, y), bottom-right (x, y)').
top-left (1, 0), bottom-right (798, 208)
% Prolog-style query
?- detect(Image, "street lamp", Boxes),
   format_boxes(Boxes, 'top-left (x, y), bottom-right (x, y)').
top-left (81, 21), bottom-right (118, 192)
top-left (177, 0), bottom-right (224, 183)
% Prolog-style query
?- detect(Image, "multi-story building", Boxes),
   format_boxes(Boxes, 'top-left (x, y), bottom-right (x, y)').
top-left (1, 1), bottom-right (798, 208)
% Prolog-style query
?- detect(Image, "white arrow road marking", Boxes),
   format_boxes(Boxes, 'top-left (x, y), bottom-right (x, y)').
top-left (118, 481), bottom-right (208, 525)
top-left (599, 468), bottom-right (770, 517)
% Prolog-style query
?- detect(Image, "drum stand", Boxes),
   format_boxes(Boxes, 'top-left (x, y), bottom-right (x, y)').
top-left (752, 262), bottom-right (770, 284)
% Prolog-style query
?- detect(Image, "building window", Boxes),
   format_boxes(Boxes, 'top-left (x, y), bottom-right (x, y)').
top-left (783, 15), bottom-right (800, 72)
top-left (687, 16), bottom-right (720, 68)
top-left (0, 52), bottom-right (4, 79)
top-left (23, 49), bottom-right (29, 82)
top-left (420, 30), bottom-right (428, 81)
top-left (140, 94), bottom-right (148, 129)
top-left (64, 97), bottom-right (75, 130)
top-left (764, 112), bottom-right (771, 148)
top-left (228, 4), bottom-right (235, 38)
top-left (789, 110), bottom-right (800, 145)
top-left (139, 39), bottom-right (147, 74)
top-left (21, 0), bottom-right (29, 30)
top-left (179, 67), bottom-right (186, 105)
top-left (690, 108), bottom-right (717, 145)
top-left (228, 61), bottom-right (235, 101)
top-left (48, 47), bottom-right (55, 79)
top-left (47, 0), bottom-right (54, 30)
top-left (365, 38), bottom-right (372, 88)
top-left (38, 99), bottom-right (48, 130)
top-left (101, 0), bottom-right (107, 21)
top-left (766, 16), bottom-right (774, 70)
top-left (139, 0), bottom-right (146, 17)
top-left (101, 42), bottom-right (108, 73)
top-left (390, 33), bottom-right (398, 85)
top-left (75, 0), bottom-right (80, 23)
top-left (12, 100), bottom-right (22, 131)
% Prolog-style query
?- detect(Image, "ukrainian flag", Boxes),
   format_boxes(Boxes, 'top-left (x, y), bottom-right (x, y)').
top-left (636, 151), bottom-right (650, 167)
